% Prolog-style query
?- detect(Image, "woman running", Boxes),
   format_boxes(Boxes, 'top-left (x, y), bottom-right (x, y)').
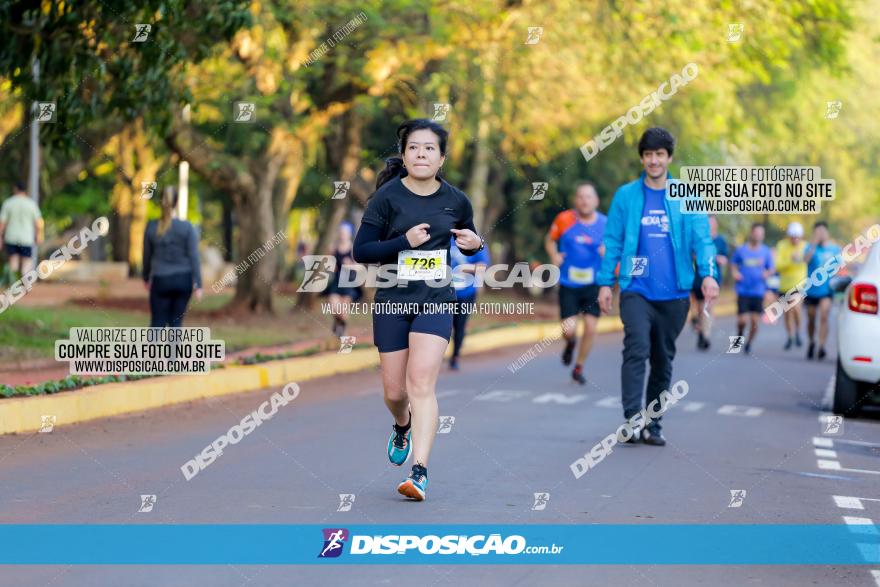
top-left (323, 221), bottom-right (362, 336)
top-left (353, 118), bottom-right (484, 501)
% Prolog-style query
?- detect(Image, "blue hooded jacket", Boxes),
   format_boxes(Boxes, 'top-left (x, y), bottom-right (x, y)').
top-left (597, 172), bottom-right (718, 291)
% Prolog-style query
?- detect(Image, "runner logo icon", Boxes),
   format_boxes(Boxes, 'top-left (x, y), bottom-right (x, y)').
top-left (318, 528), bottom-right (349, 558)
top-left (727, 336), bottom-right (744, 354)
top-left (630, 257), bottom-right (648, 276)
top-left (298, 255), bottom-right (337, 292)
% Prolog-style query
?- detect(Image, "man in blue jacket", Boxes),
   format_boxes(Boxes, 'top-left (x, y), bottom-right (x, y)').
top-left (597, 128), bottom-right (719, 446)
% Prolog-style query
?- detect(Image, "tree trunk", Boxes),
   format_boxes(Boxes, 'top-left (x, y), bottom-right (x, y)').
top-left (295, 110), bottom-right (362, 310)
top-left (108, 119), bottom-right (159, 276)
top-left (222, 199), bottom-right (234, 262)
top-left (465, 46), bottom-right (499, 230)
top-left (109, 125), bottom-right (134, 270)
top-left (482, 159), bottom-right (507, 239)
top-left (229, 191), bottom-right (275, 313)
top-left (129, 118), bottom-right (159, 275)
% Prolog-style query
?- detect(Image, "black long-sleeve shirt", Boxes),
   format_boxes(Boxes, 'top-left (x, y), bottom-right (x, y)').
top-left (353, 177), bottom-right (478, 304)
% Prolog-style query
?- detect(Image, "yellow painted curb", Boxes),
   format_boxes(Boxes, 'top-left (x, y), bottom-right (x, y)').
top-left (0, 302), bottom-right (736, 435)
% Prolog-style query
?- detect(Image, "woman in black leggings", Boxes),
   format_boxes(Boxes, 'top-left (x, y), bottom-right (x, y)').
top-left (143, 187), bottom-right (202, 327)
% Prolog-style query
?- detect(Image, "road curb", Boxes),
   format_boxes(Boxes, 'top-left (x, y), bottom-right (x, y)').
top-left (0, 302), bottom-right (736, 435)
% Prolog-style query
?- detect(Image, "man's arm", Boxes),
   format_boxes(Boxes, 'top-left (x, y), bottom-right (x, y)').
top-left (764, 247), bottom-right (775, 277)
top-left (730, 249), bottom-right (743, 281)
top-left (596, 189), bottom-right (625, 287)
top-left (691, 215), bottom-right (717, 281)
top-left (0, 202), bottom-right (7, 247)
top-left (544, 232), bottom-right (562, 266)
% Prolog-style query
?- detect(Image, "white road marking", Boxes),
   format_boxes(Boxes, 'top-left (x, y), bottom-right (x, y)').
top-left (681, 402), bottom-right (705, 412)
top-left (532, 393), bottom-right (588, 405)
top-left (435, 390), bottom-right (462, 399)
top-left (818, 460), bottom-right (842, 470)
top-left (870, 569), bottom-right (880, 586)
top-left (843, 516), bottom-right (879, 535)
top-left (832, 438), bottom-right (880, 448)
top-left (717, 405), bottom-right (764, 417)
top-left (595, 396), bottom-right (622, 408)
top-left (837, 467), bottom-right (880, 476)
top-left (834, 496), bottom-right (865, 510)
top-left (475, 390), bottom-right (530, 402)
top-left (813, 437), bottom-right (834, 448)
top-left (815, 449), bottom-right (838, 458)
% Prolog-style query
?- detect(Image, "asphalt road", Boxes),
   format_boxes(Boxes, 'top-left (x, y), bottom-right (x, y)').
top-left (2, 311), bottom-right (879, 586)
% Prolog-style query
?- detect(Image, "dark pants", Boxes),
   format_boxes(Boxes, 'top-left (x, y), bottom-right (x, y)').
top-left (149, 272), bottom-right (193, 327)
top-left (451, 294), bottom-right (476, 358)
top-left (619, 292), bottom-right (690, 431)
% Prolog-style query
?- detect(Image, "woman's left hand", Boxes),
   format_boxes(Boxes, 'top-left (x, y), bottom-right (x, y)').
top-left (450, 228), bottom-right (481, 251)
top-left (194, 288), bottom-right (203, 302)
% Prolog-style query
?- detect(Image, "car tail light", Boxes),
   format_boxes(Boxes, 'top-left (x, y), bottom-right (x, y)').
top-left (848, 282), bottom-right (879, 314)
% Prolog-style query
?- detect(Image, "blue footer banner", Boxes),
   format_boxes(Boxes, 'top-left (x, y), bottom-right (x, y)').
top-left (0, 525), bottom-right (877, 564)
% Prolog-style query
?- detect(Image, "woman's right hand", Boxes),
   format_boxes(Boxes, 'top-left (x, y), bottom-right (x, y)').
top-left (405, 223), bottom-right (431, 247)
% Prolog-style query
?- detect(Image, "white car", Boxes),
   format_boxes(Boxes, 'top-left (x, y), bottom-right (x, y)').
top-left (834, 242), bottom-right (880, 415)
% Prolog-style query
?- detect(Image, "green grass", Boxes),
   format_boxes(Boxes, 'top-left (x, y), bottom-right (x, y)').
top-left (0, 305), bottom-right (146, 361)
top-left (0, 303), bottom-right (299, 362)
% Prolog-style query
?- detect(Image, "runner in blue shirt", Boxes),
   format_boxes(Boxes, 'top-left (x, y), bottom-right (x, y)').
top-left (731, 223), bottom-right (774, 354)
top-left (803, 221), bottom-right (842, 360)
top-left (690, 216), bottom-right (729, 350)
top-left (545, 182), bottom-right (607, 384)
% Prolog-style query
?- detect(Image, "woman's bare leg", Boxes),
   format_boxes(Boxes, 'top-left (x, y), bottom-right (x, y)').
top-left (405, 332), bottom-right (448, 467)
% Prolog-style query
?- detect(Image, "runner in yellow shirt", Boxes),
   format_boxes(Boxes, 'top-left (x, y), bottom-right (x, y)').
top-left (774, 222), bottom-right (808, 350)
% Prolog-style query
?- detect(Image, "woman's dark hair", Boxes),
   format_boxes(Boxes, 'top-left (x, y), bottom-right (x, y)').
top-left (638, 127), bottom-right (676, 156)
top-left (376, 118), bottom-right (449, 189)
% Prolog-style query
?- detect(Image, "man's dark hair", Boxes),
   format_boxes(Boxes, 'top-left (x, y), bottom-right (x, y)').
top-left (13, 181), bottom-right (26, 193)
top-left (814, 221), bottom-right (829, 230)
top-left (750, 222), bottom-right (765, 231)
top-left (574, 180), bottom-right (598, 196)
top-left (638, 127), bottom-right (676, 156)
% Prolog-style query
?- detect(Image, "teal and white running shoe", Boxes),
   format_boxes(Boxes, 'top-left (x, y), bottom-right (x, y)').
top-left (387, 420), bottom-right (412, 466)
top-left (397, 464), bottom-right (428, 501)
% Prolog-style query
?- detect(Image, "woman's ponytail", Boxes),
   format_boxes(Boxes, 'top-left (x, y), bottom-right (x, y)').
top-left (376, 156), bottom-right (406, 189)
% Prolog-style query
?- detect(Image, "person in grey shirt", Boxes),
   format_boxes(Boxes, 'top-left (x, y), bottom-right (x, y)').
top-left (143, 187), bottom-right (202, 327)
top-left (0, 182), bottom-right (43, 284)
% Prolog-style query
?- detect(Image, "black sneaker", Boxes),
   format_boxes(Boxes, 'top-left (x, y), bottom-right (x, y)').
top-left (697, 334), bottom-right (710, 350)
top-left (807, 342), bottom-right (815, 360)
top-left (642, 427), bottom-right (666, 446)
top-left (818, 347), bottom-right (827, 361)
top-left (562, 340), bottom-right (575, 366)
top-left (784, 337), bottom-right (793, 351)
top-left (795, 334), bottom-right (803, 348)
top-left (450, 356), bottom-right (459, 370)
top-left (744, 342), bottom-right (751, 355)
top-left (572, 365), bottom-right (586, 385)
